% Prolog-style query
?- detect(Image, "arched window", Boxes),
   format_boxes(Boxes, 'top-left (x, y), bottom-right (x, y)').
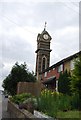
top-left (42, 56), bottom-right (47, 71)
top-left (42, 58), bottom-right (45, 71)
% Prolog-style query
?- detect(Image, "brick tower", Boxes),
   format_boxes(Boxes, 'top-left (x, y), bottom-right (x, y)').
top-left (35, 23), bottom-right (52, 80)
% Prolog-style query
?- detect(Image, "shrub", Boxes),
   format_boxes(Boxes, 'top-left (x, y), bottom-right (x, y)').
top-left (10, 89), bottom-right (80, 118)
top-left (71, 93), bottom-right (80, 110)
top-left (23, 97), bottom-right (38, 109)
top-left (10, 93), bottom-right (32, 104)
top-left (58, 94), bottom-right (71, 111)
top-left (10, 93), bottom-right (38, 113)
top-left (37, 89), bottom-right (72, 118)
top-left (58, 70), bottom-right (71, 95)
top-left (37, 89), bottom-right (60, 118)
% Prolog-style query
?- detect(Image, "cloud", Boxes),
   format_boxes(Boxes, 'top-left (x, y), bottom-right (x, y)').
top-left (50, 26), bottom-right (79, 65)
top-left (0, 1), bottom-right (80, 90)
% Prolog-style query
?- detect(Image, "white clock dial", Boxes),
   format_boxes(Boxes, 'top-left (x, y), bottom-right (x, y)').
top-left (43, 34), bottom-right (49, 40)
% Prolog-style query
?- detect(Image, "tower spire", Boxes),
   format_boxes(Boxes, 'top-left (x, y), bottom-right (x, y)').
top-left (44, 21), bottom-right (47, 31)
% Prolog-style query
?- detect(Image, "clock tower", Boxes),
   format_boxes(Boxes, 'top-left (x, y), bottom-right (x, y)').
top-left (35, 23), bottom-right (52, 80)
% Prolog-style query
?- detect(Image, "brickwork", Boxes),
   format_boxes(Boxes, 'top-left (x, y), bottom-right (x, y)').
top-left (17, 82), bottom-right (44, 96)
top-left (42, 67), bottom-right (60, 82)
top-left (35, 29), bottom-right (52, 76)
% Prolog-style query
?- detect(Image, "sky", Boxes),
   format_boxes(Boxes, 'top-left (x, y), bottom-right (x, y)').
top-left (0, 0), bottom-right (80, 90)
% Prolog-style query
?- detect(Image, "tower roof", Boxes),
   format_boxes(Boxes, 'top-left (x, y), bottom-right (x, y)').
top-left (41, 22), bottom-right (48, 34)
top-left (41, 28), bottom-right (49, 35)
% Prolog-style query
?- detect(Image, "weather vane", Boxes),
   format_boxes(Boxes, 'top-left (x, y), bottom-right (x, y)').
top-left (44, 21), bottom-right (47, 30)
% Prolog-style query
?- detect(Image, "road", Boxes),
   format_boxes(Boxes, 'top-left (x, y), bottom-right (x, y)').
top-left (2, 95), bottom-right (10, 118)
top-left (0, 93), bottom-right (2, 119)
top-left (0, 92), bottom-right (10, 119)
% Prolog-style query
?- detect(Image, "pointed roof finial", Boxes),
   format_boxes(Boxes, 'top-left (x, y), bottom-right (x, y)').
top-left (44, 21), bottom-right (47, 31)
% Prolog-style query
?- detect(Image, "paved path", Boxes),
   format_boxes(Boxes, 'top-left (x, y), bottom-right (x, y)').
top-left (2, 95), bottom-right (10, 118)
top-left (0, 94), bottom-right (2, 119)
top-left (0, 92), bottom-right (10, 119)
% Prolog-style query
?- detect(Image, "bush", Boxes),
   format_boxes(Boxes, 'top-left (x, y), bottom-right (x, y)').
top-left (71, 93), bottom-right (80, 110)
top-left (37, 89), bottom-right (60, 118)
top-left (10, 90), bottom-right (80, 118)
top-left (37, 89), bottom-right (72, 118)
top-left (58, 70), bottom-right (71, 95)
top-left (10, 93), bottom-right (38, 113)
top-left (58, 94), bottom-right (71, 111)
top-left (23, 97), bottom-right (38, 113)
top-left (10, 93), bottom-right (32, 104)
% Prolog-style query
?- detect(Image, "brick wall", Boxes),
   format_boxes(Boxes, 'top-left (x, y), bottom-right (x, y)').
top-left (42, 67), bottom-right (60, 81)
top-left (17, 82), bottom-right (44, 96)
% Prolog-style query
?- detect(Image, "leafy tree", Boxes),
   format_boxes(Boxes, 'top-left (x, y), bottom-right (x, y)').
top-left (2, 62), bottom-right (36, 96)
top-left (70, 56), bottom-right (81, 97)
top-left (58, 70), bottom-right (71, 95)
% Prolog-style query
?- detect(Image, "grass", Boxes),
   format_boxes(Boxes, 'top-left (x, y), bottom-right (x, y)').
top-left (57, 110), bottom-right (81, 118)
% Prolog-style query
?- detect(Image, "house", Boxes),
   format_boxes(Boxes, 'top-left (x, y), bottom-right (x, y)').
top-left (39, 51), bottom-right (81, 91)
top-left (35, 24), bottom-right (81, 91)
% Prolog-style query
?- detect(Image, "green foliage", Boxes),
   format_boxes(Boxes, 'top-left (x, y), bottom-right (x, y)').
top-left (58, 94), bottom-right (71, 111)
top-left (2, 62), bottom-right (36, 96)
top-left (10, 89), bottom-right (80, 118)
top-left (70, 56), bottom-right (81, 97)
top-left (37, 89), bottom-right (72, 118)
top-left (10, 93), bottom-right (32, 104)
top-left (10, 93), bottom-right (38, 113)
top-left (23, 97), bottom-right (38, 110)
top-left (36, 89), bottom-right (79, 118)
top-left (57, 110), bottom-right (80, 118)
top-left (37, 89), bottom-right (59, 118)
top-left (70, 56), bottom-right (81, 109)
top-left (70, 93), bottom-right (80, 110)
top-left (58, 70), bottom-right (71, 95)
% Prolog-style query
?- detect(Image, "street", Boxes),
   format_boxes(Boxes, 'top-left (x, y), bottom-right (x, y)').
top-left (2, 94), bottom-right (10, 118)
top-left (0, 93), bottom-right (2, 119)
top-left (0, 92), bottom-right (10, 119)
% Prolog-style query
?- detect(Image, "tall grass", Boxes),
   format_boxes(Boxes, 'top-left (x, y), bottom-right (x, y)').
top-left (37, 89), bottom-right (79, 118)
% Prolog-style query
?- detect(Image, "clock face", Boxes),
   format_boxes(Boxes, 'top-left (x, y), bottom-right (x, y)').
top-left (43, 34), bottom-right (49, 40)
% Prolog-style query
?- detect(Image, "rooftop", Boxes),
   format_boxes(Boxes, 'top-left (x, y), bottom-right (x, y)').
top-left (40, 50), bottom-right (81, 74)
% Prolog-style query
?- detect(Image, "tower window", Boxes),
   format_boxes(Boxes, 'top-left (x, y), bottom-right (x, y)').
top-left (42, 58), bottom-right (45, 71)
top-left (42, 56), bottom-right (47, 72)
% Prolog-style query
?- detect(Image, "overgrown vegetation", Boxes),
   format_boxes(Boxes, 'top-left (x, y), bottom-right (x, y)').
top-left (57, 110), bottom-right (80, 118)
top-left (4, 55), bottom-right (81, 118)
top-left (58, 70), bottom-right (71, 95)
top-left (10, 93), bottom-right (38, 113)
top-left (70, 56), bottom-right (81, 97)
top-left (10, 93), bottom-right (32, 104)
top-left (37, 89), bottom-right (80, 118)
top-left (70, 56), bottom-right (81, 110)
top-left (2, 62), bottom-right (36, 96)
top-left (37, 56), bottom-right (81, 118)
top-left (10, 91), bottom-right (80, 118)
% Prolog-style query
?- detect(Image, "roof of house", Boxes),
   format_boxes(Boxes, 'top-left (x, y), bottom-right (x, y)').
top-left (42, 76), bottom-right (56, 84)
top-left (40, 51), bottom-right (81, 74)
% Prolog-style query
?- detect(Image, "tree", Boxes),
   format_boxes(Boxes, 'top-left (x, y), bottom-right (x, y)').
top-left (2, 62), bottom-right (36, 96)
top-left (58, 70), bottom-right (71, 95)
top-left (70, 56), bottom-right (81, 110)
top-left (70, 56), bottom-right (81, 97)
